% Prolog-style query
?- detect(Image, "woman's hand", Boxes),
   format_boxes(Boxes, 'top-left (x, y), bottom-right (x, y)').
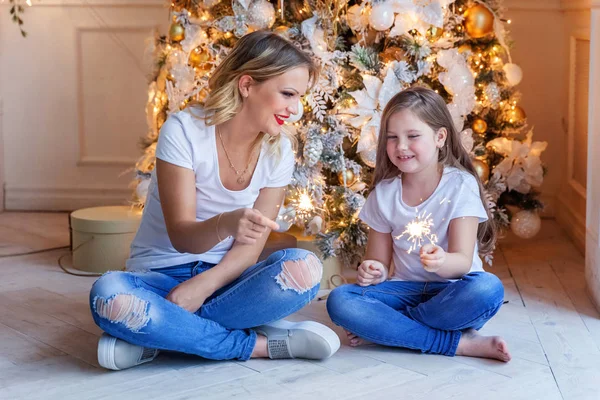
top-left (219, 208), bottom-right (279, 245)
top-left (166, 273), bottom-right (217, 313)
top-left (357, 260), bottom-right (388, 287)
top-left (420, 244), bottom-right (446, 273)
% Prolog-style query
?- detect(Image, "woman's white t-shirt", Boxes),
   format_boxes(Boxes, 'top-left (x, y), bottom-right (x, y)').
top-left (126, 107), bottom-right (295, 270)
top-left (359, 167), bottom-right (488, 282)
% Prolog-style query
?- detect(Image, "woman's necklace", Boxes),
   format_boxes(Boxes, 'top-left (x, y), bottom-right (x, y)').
top-left (217, 126), bottom-right (257, 185)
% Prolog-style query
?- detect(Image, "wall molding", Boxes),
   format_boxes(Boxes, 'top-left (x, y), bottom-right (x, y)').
top-left (75, 25), bottom-right (156, 168)
top-left (556, 195), bottom-right (587, 254)
top-left (567, 31), bottom-right (590, 198)
top-left (5, 186), bottom-right (132, 211)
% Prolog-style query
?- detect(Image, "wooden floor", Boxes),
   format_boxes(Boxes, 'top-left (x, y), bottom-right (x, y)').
top-left (0, 212), bottom-right (599, 400)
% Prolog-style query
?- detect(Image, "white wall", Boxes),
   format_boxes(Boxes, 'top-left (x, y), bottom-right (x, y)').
top-left (0, 0), bottom-right (168, 210)
top-left (0, 94), bottom-right (4, 212)
top-left (585, 1), bottom-right (600, 311)
top-left (505, 1), bottom-right (568, 221)
top-left (505, 1), bottom-right (593, 253)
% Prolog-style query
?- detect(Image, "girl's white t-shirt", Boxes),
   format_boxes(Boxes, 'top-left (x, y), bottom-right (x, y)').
top-left (359, 167), bottom-right (488, 282)
top-left (126, 107), bottom-right (295, 270)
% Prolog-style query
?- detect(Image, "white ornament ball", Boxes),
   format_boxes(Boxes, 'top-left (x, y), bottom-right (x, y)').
top-left (369, 3), bottom-right (395, 31)
top-left (360, 148), bottom-right (377, 168)
top-left (247, 0), bottom-right (276, 30)
top-left (286, 99), bottom-right (304, 123)
top-left (136, 179), bottom-right (151, 202)
top-left (510, 210), bottom-right (541, 239)
top-left (503, 63), bottom-right (523, 86)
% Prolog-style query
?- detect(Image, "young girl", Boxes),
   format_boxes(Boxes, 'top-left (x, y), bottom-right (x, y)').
top-left (89, 31), bottom-right (340, 370)
top-left (327, 87), bottom-right (510, 362)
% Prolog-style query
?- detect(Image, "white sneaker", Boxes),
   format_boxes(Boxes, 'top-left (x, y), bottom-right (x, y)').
top-left (97, 333), bottom-right (159, 370)
top-left (255, 320), bottom-right (340, 360)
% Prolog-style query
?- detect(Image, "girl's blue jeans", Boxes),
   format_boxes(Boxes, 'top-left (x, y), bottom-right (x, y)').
top-left (89, 248), bottom-right (321, 361)
top-left (326, 271), bottom-right (504, 356)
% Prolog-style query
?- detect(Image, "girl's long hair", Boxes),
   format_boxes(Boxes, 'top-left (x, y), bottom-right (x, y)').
top-left (372, 87), bottom-right (497, 256)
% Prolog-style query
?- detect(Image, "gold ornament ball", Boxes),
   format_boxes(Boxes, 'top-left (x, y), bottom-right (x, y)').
top-left (426, 26), bottom-right (444, 42)
top-left (338, 170), bottom-right (358, 187)
top-left (380, 46), bottom-right (405, 64)
top-left (169, 22), bottom-right (185, 42)
top-left (463, 4), bottom-right (495, 39)
top-left (188, 48), bottom-right (210, 67)
top-left (473, 159), bottom-right (490, 182)
top-left (472, 118), bottom-right (488, 134)
top-left (509, 106), bottom-right (527, 123)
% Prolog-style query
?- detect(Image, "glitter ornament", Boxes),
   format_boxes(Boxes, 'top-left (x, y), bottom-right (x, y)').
top-left (247, 0), bottom-right (276, 30)
top-left (510, 210), bottom-right (541, 239)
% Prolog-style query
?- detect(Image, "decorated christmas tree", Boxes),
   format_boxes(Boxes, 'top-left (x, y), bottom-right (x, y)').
top-left (133, 0), bottom-right (547, 268)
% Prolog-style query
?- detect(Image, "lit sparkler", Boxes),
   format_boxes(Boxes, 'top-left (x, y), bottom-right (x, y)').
top-left (287, 188), bottom-right (323, 224)
top-left (395, 208), bottom-right (438, 254)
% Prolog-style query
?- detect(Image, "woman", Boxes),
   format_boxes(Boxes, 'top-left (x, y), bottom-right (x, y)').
top-left (89, 31), bottom-right (340, 370)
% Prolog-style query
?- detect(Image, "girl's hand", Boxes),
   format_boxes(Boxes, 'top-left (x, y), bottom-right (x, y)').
top-left (357, 260), bottom-right (388, 287)
top-left (166, 273), bottom-right (217, 313)
top-left (420, 244), bottom-right (446, 273)
top-left (220, 208), bottom-right (279, 245)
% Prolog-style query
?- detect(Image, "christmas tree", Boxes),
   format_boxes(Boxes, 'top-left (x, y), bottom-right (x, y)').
top-left (133, 0), bottom-right (547, 268)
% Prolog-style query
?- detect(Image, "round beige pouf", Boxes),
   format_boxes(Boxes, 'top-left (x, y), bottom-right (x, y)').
top-left (70, 206), bottom-right (142, 273)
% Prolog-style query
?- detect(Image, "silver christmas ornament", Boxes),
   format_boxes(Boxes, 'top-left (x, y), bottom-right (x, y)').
top-left (247, 0), bottom-right (276, 30)
top-left (360, 149), bottom-right (377, 168)
top-left (510, 210), bottom-right (541, 239)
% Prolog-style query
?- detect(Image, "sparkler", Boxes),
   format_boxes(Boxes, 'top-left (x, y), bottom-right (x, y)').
top-left (395, 208), bottom-right (438, 254)
top-left (287, 188), bottom-right (323, 224)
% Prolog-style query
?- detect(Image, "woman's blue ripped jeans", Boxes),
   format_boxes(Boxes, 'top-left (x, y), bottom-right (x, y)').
top-left (89, 248), bottom-right (322, 361)
top-left (326, 272), bottom-right (505, 356)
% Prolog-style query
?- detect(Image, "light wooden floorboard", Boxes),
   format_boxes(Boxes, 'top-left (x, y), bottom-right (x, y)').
top-left (0, 213), bottom-right (598, 399)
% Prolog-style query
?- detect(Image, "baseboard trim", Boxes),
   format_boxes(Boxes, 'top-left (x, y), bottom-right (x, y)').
top-left (555, 196), bottom-right (586, 254)
top-left (585, 233), bottom-right (600, 312)
top-left (5, 186), bottom-right (132, 211)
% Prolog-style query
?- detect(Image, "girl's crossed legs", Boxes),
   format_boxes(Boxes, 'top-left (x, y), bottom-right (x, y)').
top-left (326, 271), bottom-right (510, 362)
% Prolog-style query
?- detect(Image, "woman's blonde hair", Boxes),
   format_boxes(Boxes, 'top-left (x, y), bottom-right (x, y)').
top-left (198, 30), bottom-right (318, 160)
top-left (372, 86), bottom-right (497, 257)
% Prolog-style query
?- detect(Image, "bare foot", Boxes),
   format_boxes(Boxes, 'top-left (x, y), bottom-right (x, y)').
top-left (344, 330), bottom-right (372, 347)
top-left (455, 329), bottom-right (511, 362)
